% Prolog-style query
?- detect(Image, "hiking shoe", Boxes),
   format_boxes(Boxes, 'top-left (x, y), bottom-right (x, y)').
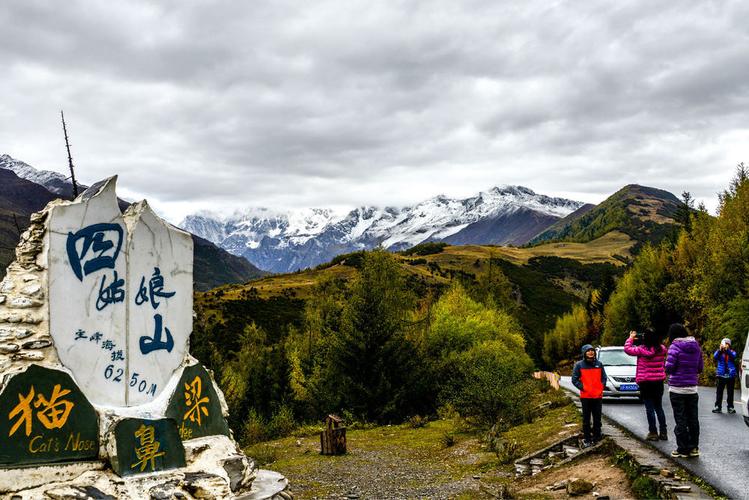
top-left (689, 448), bottom-right (700, 457)
top-left (728, 407), bottom-right (736, 414)
top-left (712, 406), bottom-right (722, 413)
top-left (659, 430), bottom-right (668, 441)
top-left (646, 432), bottom-right (659, 441)
top-left (582, 440), bottom-right (593, 448)
top-left (671, 450), bottom-right (689, 458)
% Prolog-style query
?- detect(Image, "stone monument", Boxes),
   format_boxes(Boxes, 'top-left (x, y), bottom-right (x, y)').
top-left (0, 178), bottom-right (290, 499)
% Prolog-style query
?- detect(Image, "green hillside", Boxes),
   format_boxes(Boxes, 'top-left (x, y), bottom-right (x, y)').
top-left (529, 184), bottom-right (682, 246)
top-left (196, 233), bottom-right (632, 364)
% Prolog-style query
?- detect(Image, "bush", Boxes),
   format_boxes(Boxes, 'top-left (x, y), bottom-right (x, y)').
top-left (451, 341), bottom-right (536, 430)
top-left (248, 444), bottom-right (278, 466)
top-left (407, 415), bottom-right (429, 428)
top-left (494, 439), bottom-right (521, 464)
top-left (268, 405), bottom-right (297, 438)
top-left (440, 431), bottom-right (456, 448)
top-left (631, 475), bottom-right (660, 499)
top-left (241, 409), bottom-right (268, 445)
top-left (401, 242), bottom-right (448, 256)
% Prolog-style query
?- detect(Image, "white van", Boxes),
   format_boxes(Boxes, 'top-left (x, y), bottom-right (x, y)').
top-left (740, 334), bottom-right (749, 426)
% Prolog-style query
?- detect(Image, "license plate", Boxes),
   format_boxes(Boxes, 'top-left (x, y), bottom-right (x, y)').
top-left (619, 384), bottom-right (639, 391)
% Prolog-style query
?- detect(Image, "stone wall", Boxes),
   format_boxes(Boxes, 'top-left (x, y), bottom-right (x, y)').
top-left (0, 208), bottom-right (58, 373)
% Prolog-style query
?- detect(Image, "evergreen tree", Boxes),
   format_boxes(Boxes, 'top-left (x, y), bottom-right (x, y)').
top-left (329, 249), bottom-right (420, 422)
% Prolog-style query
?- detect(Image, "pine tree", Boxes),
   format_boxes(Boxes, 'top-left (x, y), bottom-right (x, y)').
top-left (329, 249), bottom-right (419, 422)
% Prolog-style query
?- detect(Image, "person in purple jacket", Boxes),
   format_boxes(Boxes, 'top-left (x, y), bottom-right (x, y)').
top-left (624, 328), bottom-right (667, 441)
top-left (664, 323), bottom-right (704, 458)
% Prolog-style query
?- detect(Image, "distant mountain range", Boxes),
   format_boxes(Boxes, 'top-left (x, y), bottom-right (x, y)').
top-left (2, 153), bottom-right (685, 281)
top-left (0, 154), bottom-right (265, 290)
top-left (182, 187), bottom-right (586, 273)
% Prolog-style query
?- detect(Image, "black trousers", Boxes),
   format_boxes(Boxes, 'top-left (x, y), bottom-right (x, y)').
top-left (715, 376), bottom-right (735, 409)
top-left (581, 398), bottom-right (602, 442)
top-left (638, 380), bottom-right (667, 433)
top-left (669, 392), bottom-right (699, 453)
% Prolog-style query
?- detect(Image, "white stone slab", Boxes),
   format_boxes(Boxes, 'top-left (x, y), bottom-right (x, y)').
top-left (47, 178), bottom-right (194, 408)
top-left (48, 178), bottom-right (128, 407)
top-left (125, 201), bottom-right (193, 405)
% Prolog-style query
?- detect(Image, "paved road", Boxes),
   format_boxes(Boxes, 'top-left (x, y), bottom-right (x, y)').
top-left (560, 377), bottom-right (748, 499)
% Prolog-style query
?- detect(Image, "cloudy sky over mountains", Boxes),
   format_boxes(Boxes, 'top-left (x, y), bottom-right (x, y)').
top-left (1, 1), bottom-right (748, 222)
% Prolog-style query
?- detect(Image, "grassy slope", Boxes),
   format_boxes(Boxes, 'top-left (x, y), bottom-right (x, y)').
top-left (203, 231), bottom-right (633, 302)
top-left (530, 184), bottom-right (681, 246)
top-left (195, 233), bottom-right (633, 365)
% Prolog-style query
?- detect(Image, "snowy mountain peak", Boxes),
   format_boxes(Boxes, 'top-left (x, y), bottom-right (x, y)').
top-left (181, 186), bottom-right (585, 273)
top-left (0, 154), bottom-right (71, 195)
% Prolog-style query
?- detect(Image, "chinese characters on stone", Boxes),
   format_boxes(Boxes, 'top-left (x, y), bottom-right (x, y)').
top-left (130, 424), bottom-right (165, 472)
top-left (8, 385), bottom-right (74, 437)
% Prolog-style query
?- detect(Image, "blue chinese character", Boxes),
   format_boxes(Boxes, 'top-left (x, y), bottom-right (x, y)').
top-left (66, 223), bottom-right (124, 281)
top-left (74, 329), bottom-right (87, 341)
top-left (95, 271), bottom-right (125, 311)
top-left (139, 313), bottom-right (174, 354)
top-left (111, 349), bottom-right (125, 362)
top-left (135, 267), bottom-right (175, 309)
top-left (89, 332), bottom-right (103, 344)
top-left (101, 339), bottom-right (115, 351)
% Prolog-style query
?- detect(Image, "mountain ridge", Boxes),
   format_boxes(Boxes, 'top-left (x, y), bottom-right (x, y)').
top-left (529, 184), bottom-right (682, 246)
top-left (182, 186), bottom-right (585, 273)
top-left (0, 155), bottom-right (265, 290)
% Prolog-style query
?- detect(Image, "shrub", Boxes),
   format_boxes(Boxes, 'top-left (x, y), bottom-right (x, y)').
top-left (451, 341), bottom-right (536, 430)
top-left (440, 431), bottom-right (456, 448)
top-left (248, 444), bottom-right (278, 466)
top-left (407, 415), bottom-right (429, 428)
top-left (401, 242), bottom-right (448, 256)
top-left (241, 409), bottom-right (268, 445)
top-left (268, 405), bottom-right (297, 438)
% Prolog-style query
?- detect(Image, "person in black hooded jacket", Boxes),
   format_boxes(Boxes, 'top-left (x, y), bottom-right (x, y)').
top-left (571, 344), bottom-right (607, 446)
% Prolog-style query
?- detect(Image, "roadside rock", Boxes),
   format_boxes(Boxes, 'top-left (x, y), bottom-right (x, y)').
top-left (567, 477), bottom-right (594, 496)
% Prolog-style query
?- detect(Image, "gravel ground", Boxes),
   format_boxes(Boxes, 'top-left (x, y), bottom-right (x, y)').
top-left (270, 433), bottom-right (502, 499)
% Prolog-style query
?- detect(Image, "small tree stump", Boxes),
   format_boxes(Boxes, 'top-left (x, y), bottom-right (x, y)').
top-left (320, 414), bottom-right (346, 455)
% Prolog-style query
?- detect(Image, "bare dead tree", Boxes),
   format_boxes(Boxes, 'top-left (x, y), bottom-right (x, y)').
top-left (61, 110), bottom-right (79, 198)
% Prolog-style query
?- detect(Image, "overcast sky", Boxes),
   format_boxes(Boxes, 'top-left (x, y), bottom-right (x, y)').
top-left (2, 1), bottom-right (748, 223)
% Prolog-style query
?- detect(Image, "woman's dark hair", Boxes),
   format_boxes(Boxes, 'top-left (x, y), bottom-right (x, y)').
top-left (668, 323), bottom-right (688, 343)
top-left (643, 327), bottom-right (664, 349)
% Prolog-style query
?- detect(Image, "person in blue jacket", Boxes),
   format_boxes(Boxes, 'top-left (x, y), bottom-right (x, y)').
top-left (713, 337), bottom-right (737, 413)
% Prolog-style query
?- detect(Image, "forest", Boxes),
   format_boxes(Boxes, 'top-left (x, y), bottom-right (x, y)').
top-left (543, 164), bottom-right (749, 379)
top-left (191, 165), bottom-right (749, 445)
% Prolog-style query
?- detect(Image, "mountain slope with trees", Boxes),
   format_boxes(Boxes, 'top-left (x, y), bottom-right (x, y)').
top-left (542, 166), bottom-right (745, 372)
top-left (189, 180), bottom-right (688, 446)
top-left (530, 184), bottom-right (682, 247)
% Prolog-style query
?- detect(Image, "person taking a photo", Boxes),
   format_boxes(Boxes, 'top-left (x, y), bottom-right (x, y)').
top-left (624, 328), bottom-right (668, 441)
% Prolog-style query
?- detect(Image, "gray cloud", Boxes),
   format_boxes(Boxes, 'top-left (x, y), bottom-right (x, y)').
top-left (1, 0), bottom-right (748, 222)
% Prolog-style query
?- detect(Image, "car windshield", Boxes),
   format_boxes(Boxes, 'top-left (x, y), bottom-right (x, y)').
top-left (597, 349), bottom-right (637, 366)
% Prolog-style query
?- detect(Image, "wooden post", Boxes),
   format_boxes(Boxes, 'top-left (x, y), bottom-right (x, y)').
top-left (320, 414), bottom-right (347, 455)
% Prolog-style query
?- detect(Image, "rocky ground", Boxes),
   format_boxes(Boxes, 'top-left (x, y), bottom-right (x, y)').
top-left (514, 454), bottom-right (633, 499)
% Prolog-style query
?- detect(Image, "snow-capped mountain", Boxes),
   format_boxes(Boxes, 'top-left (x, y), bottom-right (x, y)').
top-left (0, 154), bottom-right (73, 195)
top-left (181, 186), bottom-right (584, 273)
top-left (0, 154), bottom-right (266, 290)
